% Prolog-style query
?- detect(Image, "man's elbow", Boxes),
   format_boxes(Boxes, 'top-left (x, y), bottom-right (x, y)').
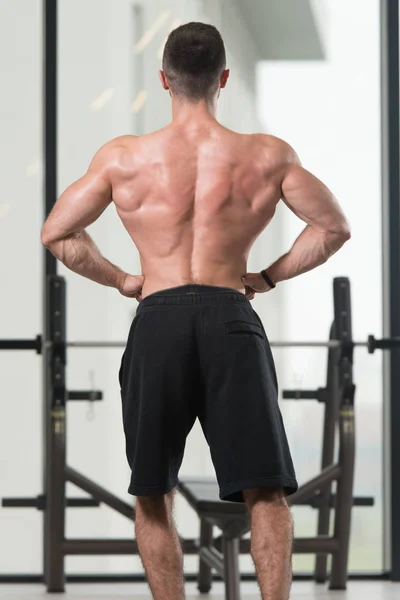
top-left (338, 220), bottom-right (351, 244)
top-left (41, 226), bottom-right (53, 249)
top-left (41, 225), bottom-right (61, 251)
top-left (327, 219), bottom-right (351, 253)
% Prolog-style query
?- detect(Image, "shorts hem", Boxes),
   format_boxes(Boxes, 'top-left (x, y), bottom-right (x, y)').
top-left (128, 479), bottom-right (179, 497)
top-left (219, 475), bottom-right (298, 503)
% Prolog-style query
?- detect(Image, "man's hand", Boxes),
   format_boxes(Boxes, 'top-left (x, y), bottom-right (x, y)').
top-left (119, 274), bottom-right (145, 301)
top-left (241, 273), bottom-right (270, 301)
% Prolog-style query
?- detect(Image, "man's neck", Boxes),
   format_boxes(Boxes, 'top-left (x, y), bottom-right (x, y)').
top-left (171, 96), bottom-right (218, 123)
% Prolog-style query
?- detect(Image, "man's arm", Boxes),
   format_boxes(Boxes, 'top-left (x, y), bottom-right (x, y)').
top-left (268, 147), bottom-right (350, 284)
top-left (243, 142), bottom-right (351, 295)
top-left (41, 142), bottom-right (141, 296)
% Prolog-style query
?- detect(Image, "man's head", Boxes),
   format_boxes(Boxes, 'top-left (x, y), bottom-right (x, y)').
top-left (160, 22), bottom-right (229, 103)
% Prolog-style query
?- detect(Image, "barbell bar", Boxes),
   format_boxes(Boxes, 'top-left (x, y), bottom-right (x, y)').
top-left (65, 336), bottom-right (398, 353)
top-left (1, 335), bottom-right (399, 354)
top-left (67, 340), bottom-right (344, 349)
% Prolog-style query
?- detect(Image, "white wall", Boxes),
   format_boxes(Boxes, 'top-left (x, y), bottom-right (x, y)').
top-left (257, 0), bottom-right (382, 571)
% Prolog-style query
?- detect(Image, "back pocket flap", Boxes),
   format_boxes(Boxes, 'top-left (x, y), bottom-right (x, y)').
top-left (224, 320), bottom-right (264, 337)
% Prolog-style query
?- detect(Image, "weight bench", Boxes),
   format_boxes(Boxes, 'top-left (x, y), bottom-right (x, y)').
top-left (178, 477), bottom-right (250, 600)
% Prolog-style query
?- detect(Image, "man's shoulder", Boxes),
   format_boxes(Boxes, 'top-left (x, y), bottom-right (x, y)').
top-left (251, 133), bottom-right (292, 153)
top-left (92, 135), bottom-right (137, 160)
top-left (88, 136), bottom-right (139, 176)
top-left (250, 133), bottom-right (299, 167)
top-left (106, 135), bottom-right (139, 151)
top-left (107, 130), bottom-right (167, 151)
top-left (220, 128), bottom-right (290, 153)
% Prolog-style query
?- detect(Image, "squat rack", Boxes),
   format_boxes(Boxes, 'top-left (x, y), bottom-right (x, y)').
top-left (0, 273), bottom-right (396, 593)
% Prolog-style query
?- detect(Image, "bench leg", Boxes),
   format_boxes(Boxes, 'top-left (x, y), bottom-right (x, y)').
top-left (198, 519), bottom-right (213, 594)
top-left (222, 536), bottom-right (241, 600)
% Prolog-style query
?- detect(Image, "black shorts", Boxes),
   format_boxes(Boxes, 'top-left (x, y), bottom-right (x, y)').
top-left (119, 285), bottom-right (298, 503)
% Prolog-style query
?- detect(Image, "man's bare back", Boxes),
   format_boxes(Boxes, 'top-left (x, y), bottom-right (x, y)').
top-left (41, 16), bottom-right (350, 306)
top-left (112, 119), bottom-right (284, 299)
top-left (41, 110), bottom-right (350, 303)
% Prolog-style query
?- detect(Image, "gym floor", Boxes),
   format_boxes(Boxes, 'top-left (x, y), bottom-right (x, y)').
top-left (0, 582), bottom-right (399, 598)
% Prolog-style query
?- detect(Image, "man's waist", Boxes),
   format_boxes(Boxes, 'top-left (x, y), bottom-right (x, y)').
top-left (137, 283), bottom-right (249, 311)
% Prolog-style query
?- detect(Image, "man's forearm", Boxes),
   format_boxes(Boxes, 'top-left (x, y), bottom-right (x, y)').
top-left (266, 224), bottom-right (350, 285)
top-left (44, 230), bottom-right (127, 289)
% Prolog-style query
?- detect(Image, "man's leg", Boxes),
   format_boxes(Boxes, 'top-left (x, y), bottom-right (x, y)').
top-left (244, 487), bottom-right (294, 600)
top-left (135, 489), bottom-right (185, 600)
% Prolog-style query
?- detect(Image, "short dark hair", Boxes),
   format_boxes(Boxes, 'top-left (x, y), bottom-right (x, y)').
top-left (162, 22), bottom-right (226, 101)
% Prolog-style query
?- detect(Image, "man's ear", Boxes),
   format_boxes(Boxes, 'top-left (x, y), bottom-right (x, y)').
top-left (220, 69), bottom-right (230, 89)
top-left (159, 70), bottom-right (170, 90)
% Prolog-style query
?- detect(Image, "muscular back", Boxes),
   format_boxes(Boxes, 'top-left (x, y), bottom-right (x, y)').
top-left (112, 122), bottom-right (284, 298)
top-left (42, 113), bottom-right (348, 301)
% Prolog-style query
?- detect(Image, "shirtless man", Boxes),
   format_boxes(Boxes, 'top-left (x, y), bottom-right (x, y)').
top-left (41, 22), bottom-right (350, 600)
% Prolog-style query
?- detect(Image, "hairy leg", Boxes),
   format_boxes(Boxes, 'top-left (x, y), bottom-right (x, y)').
top-left (244, 487), bottom-right (294, 600)
top-left (135, 489), bottom-right (185, 600)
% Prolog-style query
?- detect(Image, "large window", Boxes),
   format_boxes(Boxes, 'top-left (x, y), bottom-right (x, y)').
top-left (257, 0), bottom-right (382, 572)
top-left (0, 0), bottom-right (43, 574)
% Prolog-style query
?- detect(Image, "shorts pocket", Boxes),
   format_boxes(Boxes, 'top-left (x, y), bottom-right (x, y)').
top-left (224, 320), bottom-right (264, 339)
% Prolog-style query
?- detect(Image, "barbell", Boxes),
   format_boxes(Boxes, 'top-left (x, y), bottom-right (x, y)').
top-left (0, 335), bottom-right (398, 355)
top-left (66, 335), bottom-right (398, 354)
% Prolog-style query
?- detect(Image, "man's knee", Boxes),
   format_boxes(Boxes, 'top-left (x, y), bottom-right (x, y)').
top-left (243, 486), bottom-right (288, 510)
top-left (244, 487), bottom-right (293, 554)
top-left (135, 489), bottom-right (176, 523)
top-left (244, 486), bottom-right (294, 531)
